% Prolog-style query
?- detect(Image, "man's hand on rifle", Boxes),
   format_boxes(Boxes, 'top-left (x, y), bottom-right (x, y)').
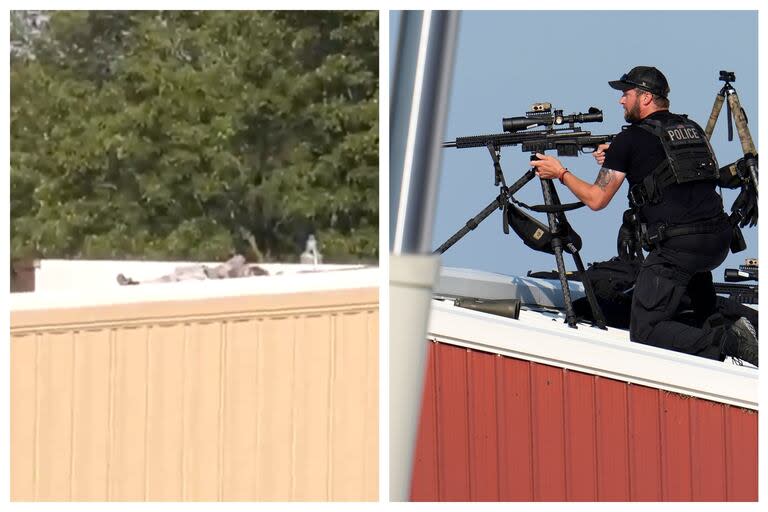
top-left (592, 143), bottom-right (610, 166)
top-left (530, 153), bottom-right (569, 181)
top-left (531, 149), bottom-right (625, 210)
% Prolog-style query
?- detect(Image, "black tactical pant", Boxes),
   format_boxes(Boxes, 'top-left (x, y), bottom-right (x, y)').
top-left (629, 225), bottom-right (732, 359)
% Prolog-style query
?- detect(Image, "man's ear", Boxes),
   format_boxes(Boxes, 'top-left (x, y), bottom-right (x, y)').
top-left (641, 91), bottom-right (654, 107)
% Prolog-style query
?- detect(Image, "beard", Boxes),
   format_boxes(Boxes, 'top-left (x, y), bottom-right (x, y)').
top-left (624, 99), bottom-right (642, 122)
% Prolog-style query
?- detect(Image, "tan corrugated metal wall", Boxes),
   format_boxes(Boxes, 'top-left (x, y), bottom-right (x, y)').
top-left (11, 288), bottom-right (378, 501)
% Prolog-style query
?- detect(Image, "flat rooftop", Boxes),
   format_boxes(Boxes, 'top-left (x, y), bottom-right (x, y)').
top-left (11, 259), bottom-right (378, 311)
top-left (429, 266), bottom-right (758, 410)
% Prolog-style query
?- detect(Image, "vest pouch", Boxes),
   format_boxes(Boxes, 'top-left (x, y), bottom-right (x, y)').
top-left (668, 147), bottom-right (719, 185)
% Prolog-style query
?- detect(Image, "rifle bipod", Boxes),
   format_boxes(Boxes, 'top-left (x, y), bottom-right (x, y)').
top-left (536, 174), bottom-right (606, 329)
top-left (434, 149), bottom-right (607, 330)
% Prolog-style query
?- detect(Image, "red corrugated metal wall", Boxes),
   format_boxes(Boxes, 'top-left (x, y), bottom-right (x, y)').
top-left (411, 341), bottom-right (758, 502)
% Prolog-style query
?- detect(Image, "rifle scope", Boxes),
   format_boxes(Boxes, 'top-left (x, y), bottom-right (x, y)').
top-left (503, 104), bottom-right (604, 133)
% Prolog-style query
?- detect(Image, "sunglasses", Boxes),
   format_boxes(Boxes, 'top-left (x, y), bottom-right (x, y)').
top-left (619, 74), bottom-right (665, 97)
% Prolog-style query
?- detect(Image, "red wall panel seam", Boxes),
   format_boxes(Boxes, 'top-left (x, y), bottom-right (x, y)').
top-left (659, 391), bottom-right (669, 500)
top-left (433, 342), bottom-right (442, 500)
top-left (464, 349), bottom-right (470, 500)
top-left (655, 388), bottom-right (664, 500)
top-left (625, 383), bottom-right (631, 500)
top-left (433, 343), bottom-right (440, 499)
top-left (563, 371), bottom-right (568, 500)
top-left (724, 406), bottom-right (730, 501)
top-left (527, 360), bottom-right (534, 500)
top-left (494, 355), bottom-right (502, 502)
top-left (627, 383), bottom-right (632, 501)
top-left (465, 349), bottom-right (471, 499)
top-left (561, 369), bottom-right (568, 499)
top-left (593, 377), bottom-right (600, 500)
top-left (562, 369), bottom-right (568, 500)
top-left (592, 376), bottom-right (599, 500)
top-left (687, 398), bottom-right (694, 500)
top-left (463, 349), bottom-right (471, 499)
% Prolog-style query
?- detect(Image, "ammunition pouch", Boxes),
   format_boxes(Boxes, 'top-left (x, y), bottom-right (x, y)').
top-left (730, 224), bottom-right (747, 253)
top-left (727, 210), bottom-right (747, 253)
top-left (628, 182), bottom-right (649, 208)
top-left (617, 209), bottom-right (644, 261)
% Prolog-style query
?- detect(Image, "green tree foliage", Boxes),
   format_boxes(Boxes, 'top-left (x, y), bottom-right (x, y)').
top-left (11, 11), bottom-right (379, 262)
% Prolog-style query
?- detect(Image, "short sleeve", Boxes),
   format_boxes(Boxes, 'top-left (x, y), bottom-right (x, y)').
top-left (602, 130), bottom-right (632, 174)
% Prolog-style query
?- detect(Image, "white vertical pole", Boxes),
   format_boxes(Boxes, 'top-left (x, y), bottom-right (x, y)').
top-left (389, 10), bottom-right (459, 502)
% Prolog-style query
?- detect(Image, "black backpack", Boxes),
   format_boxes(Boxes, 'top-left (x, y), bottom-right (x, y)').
top-left (584, 257), bottom-right (641, 303)
top-left (529, 257), bottom-right (639, 329)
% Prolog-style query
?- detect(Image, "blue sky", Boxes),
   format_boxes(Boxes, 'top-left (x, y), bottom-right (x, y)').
top-left (391, 10), bottom-right (758, 281)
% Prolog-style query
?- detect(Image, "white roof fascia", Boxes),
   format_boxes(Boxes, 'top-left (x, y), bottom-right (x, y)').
top-left (428, 299), bottom-right (758, 411)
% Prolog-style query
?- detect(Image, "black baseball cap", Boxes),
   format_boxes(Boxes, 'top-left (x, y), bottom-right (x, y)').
top-left (609, 66), bottom-right (670, 98)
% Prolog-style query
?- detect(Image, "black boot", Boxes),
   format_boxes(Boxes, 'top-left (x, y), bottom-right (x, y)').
top-left (722, 317), bottom-right (758, 367)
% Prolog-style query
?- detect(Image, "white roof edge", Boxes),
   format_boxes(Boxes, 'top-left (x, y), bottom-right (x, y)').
top-left (11, 267), bottom-right (379, 311)
top-left (428, 300), bottom-right (758, 411)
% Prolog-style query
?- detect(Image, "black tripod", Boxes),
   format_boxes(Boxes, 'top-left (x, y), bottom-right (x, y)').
top-left (434, 144), bottom-right (607, 329)
top-left (704, 70), bottom-right (758, 192)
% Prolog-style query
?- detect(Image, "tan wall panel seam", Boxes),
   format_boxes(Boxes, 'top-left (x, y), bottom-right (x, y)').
top-left (327, 314), bottom-right (336, 500)
top-left (68, 332), bottom-right (76, 500)
top-left (217, 322), bottom-right (227, 501)
top-left (290, 320), bottom-right (297, 500)
top-left (180, 325), bottom-right (187, 501)
top-left (33, 334), bottom-right (40, 500)
top-left (143, 327), bottom-right (150, 501)
top-left (106, 329), bottom-right (115, 500)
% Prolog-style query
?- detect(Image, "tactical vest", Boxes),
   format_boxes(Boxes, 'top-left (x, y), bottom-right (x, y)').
top-left (627, 114), bottom-right (719, 209)
top-left (622, 113), bottom-right (735, 250)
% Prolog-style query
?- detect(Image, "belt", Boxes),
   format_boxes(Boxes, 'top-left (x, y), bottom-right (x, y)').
top-left (641, 214), bottom-right (730, 247)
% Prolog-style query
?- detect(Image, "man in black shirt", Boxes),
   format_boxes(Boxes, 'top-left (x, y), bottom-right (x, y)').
top-left (531, 66), bottom-right (758, 366)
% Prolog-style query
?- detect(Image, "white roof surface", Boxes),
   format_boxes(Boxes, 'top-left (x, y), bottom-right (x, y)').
top-left (435, 266), bottom-right (586, 308)
top-left (429, 267), bottom-right (758, 411)
top-left (29, 258), bottom-right (366, 292)
top-left (12, 260), bottom-right (378, 311)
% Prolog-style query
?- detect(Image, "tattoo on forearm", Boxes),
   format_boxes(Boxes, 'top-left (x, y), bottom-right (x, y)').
top-left (595, 167), bottom-right (616, 191)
